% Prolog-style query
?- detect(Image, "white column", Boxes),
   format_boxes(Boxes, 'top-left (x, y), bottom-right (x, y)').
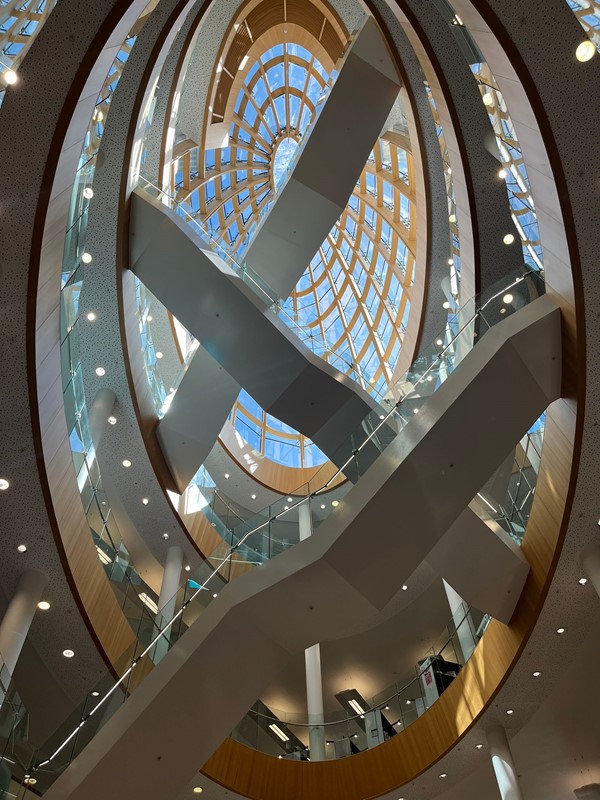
top-left (443, 580), bottom-right (477, 663)
top-left (487, 726), bottom-right (524, 800)
top-left (153, 546), bottom-right (183, 663)
top-left (582, 543), bottom-right (600, 599)
top-left (0, 570), bottom-right (48, 676)
top-left (299, 501), bottom-right (326, 761)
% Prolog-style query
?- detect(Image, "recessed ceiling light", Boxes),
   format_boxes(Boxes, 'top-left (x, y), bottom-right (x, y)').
top-left (503, 293), bottom-right (514, 304)
top-left (320, 503), bottom-right (326, 509)
top-left (406, 699), bottom-right (412, 705)
top-left (532, 671), bottom-right (541, 677)
top-left (82, 252), bottom-right (93, 264)
top-left (212, 593), bottom-right (218, 599)
top-left (500, 307), bottom-right (506, 314)
top-left (147, 315), bottom-right (153, 322)
top-left (95, 367), bottom-right (105, 377)
top-left (83, 187), bottom-right (94, 200)
top-left (24, 776), bottom-right (37, 785)
top-left (384, 705), bottom-right (390, 710)
top-left (426, 375), bottom-right (433, 382)
top-left (402, 584), bottom-right (408, 591)
top-left (506, 709), bottom-right (514, 715)
top-left (193, 788), bottom-right (203, 794)
top-left (482, 91), bottom-right (494, 106)
top-left (162, 532), bottom-right (169, 540)
top-left (556, 627), bottom-right (566, 634)
top-left (251, 493), bottom-right (256, 500)
top-left (436, 339), bottom-right (443, 346)
top-left (91, 691), bottom-right (100, 697)
top-left (184, 565), bottom-right (191, 572)
top-left (449, 213), bottom-right (456, 223)
top-left (156, 351), bottom-right (163, 359)
top-left (395, 721), bottom-right (402, 726)
top-left (439, 773), bottom-right (447, 778)
top-left (63, 649), bottom-right (75, 658)
top-left (576, 40), bottom-right (595, 62)
top-left (447, 257), bottom-right (453, 265)
top-left (287, 497), bottom-right (293, 503)
top-left (443, 301), bottom-right (450, 309)
top-left (107, 415), bottom-right (117, 425)
top-left (331, 500), bottom-right (339, 507)
top-left (17, 544), bottom-right (27, 553)
top-left (579, 577), bottom-right (588, 585)
top-left (224, 473), bottom-right (229, 479)
top-left (122, 459), bottom-right (131, 468)
top-left (37, 601), bottom-right (51, 611)
top-left (142, 498), bottom-right (149, 505)
top-left (475, 744), bottom-right (484, 750)
top-left (413, 408), bottom-right (419, 414)
top-left (3, 69), bottom-right (18, 85)
top-left (0, 478), bottom-right (9, 491)
top-left (503, 233), bottom-right (515, 245)
top-left (86, 312), bottom-right (96, 321)
top-left (379, 414), bottom-right (385, 420)
top-left (498, 168), bottom-right (508, 179)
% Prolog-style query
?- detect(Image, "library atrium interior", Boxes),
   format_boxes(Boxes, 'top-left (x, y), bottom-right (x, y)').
top-left (0, 0), bottom-right (599, 799)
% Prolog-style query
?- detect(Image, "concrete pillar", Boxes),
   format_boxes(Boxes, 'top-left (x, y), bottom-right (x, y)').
top-left (582, 543), bottom-right (600, 599)
top-left (299, 500), bottom-right (326, 761)
top-left (487, 726), bottom-right (524, 800)
top-left (0, 571), bottom-right (48, 676)
top-left (443, 580), bottom-right (477, 663)
top-left (153, 546), bottom-right (183, 663)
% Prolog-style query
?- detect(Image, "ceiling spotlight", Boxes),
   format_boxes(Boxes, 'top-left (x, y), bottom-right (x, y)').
top-left (447, 257), bottom-right (453, 265)
top-left (503, 233), bottom-right (515, 245)
top-left (24, 777), bottom-right (37, 786)
top-left (212, 593), bottom-right (218, 599)
top-left (578, 577), bottom-right (588, 585)
top-left (506, 709), bottom-right (514, 715)
top-left (532, 671), bottom-right (541, 677)
top-left (402, 585), bottom-right (408, 591)
top-left (446, 166), bottom-right (452, 175)
top-left (475, 744), bottom-right (484, 750)
top-left (184, 565), bottom-right (191, 572)
top-left (449, 213), bottom-right (456, 223)
top-left (107, 415), bottom-right (117, 425)
top-left (91, 691), bottom-right (100, 697)
top-left (193, 788), bottom-right (203, 794)
top-left (406, 699), bottom-right (412, 705)
top-left (0, 478), bottom-right (9, 491)
top-left (86, 312), bottom-right (96, 322)
top-left (156, 351), bottom-right (163, 359)
top-left (395, 721), bottom-right (402, 726)
top-left (142, 498), bottom-right (149, 505)
top-left (122, 459), bottom-right (131, 468)
top-left (384, 705), bottom-right (390, 710)
top-left (3, 69), bottom-right (18, 85)
top-left (443, 301), bottom-right (450, 310)
top-left (576, 39), bottom-right (596, 62)
top-left (482, 91), bottom-right (494, 106)
top-left (426, 375), bottom-right (433, 382)
top-left (287, 497), bottom-right (293, 503)
top-left (83, 187), bottom-right (94, 200)
top-left (251, 493), bottom-right (257, 500)
top-left (224, 473), bottom-right (230, 479)
top-left (436, 339), bottom-right (443, 346)
top-left (162, 532), bottom-right (169, 540)
top-left (498, 168), bottom-right (508, 179)
top-left (147, 315), bottom-right (153, 322)
top-left (284, 505), bottom-right (289, 510)
top-left (95, 367), bottom-right (106, 377)
top-left (17, 544), bottom-right (27, 553)
top-left (413, 408), bottom-right (419, 414)
top-left (502, 293), bottom-right (514, 304)
top-left (556, 627), bottom-right (566, 634)
top-left (331, 500), bottom-right (339, 507)
top-left (37, 601), bottom-right (51, 611)
top-left (320, 503), bottom-right (326, 509)
top-left (62, 649), bottom-right (75, 658)
top-left (81, 252), bottom-right (93, 264)
top-left (439, 773), bottom-right (447, 779)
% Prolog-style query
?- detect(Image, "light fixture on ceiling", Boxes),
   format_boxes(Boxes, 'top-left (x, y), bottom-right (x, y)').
top-left (17, 544), bottom-right (27, 553)
top-left (426, 375), bottom-right (433, 382)
top-left (162, 532), bottom-right (169, 540)
top-left (439, 773), bottom-right (447, 779)
top-left (224, 473), bottom-right (229, 479)
top-left (436, 339), bottom-right (443, 346)
top-left (284, 505), bottom-right (289, 510)
top-left (331, 500), bottom-right (339, 507)
top-left (498, 168), bottom-right (508, 179)
top-left (193, 789), bottom-right (203, 795)
top-left (3, 69), bottom-right (18, 85)
top-left (556, 627), bottom-right (566, 634)
top-left (83, 187), bottom-right (94, 200)
top-left (506, 708), bottom-right (514, 715)
top-left (379, 414), bottom-right (385, 420)
top-left (447, 257), bottom-right (453, 265)
top-left (475, 744), bottom-right (484, 750)
top-left (579, 577), bottom-right (588, 585)
top-left (320, 504), bottom-right (326, 509)
top-left (348, 699), bottom-right (365, 715)
top-left (532, 671), bottom-right (541, 677)
top-left (147, 315), bottom-right (153, 322)
top-left (413, 408), bottom-right (419, 414)
top-left (62, 649), bottom-right (75, 658)
top-left (395, 721), bottom-right (402, 726)
top-left (37, 601), bottom-right (51, 611)
top-left (406, 699), bottom-right (412, 705)
top-left (287, 497), bottom-right (293, 502)
top-left (107, 415), bottom-right (117, 425)
top-left (449, 213), bottom-right (456, 223)
top-left (212, 592), bottom-right (218, 599)
top-left (251, 493), bottom-right (256, 500)
top-left (156, 351), bottom-right (163, 359)
top-left (503, 233), bottom-right (515, 245)
top-left (142, 498), bottom-right (149, 505)
top-left (446, 166), bottom-right (452, 175)
top-left (122, 459), bottom-right (131, 468)
top-left (81, 252), bottom-right (93, 264)
top-left (269, 723), bottom-right (290, 742)
top-left (95, 367), bottom-right (105, 377)
top-left (503, 293), bottom-right (514, 304)
top-left (0, 478), bottom-right (9, 491)
top-left (402, 585), bottom-right (408, 591)
top-left (91, 691), bottom-right (100, 697)
top-left (482, 92), bottom-right (494, 106)
top-left (184, 565), bottom-right (191, 572)
top-left (576, 39), bottom-right (595, 62)
top-left (86, 312), bottom-right (96, 321)
top-left (384, 705), bottom-right (390, 711)
top-left (24, 776), bottom-right (37, 786)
